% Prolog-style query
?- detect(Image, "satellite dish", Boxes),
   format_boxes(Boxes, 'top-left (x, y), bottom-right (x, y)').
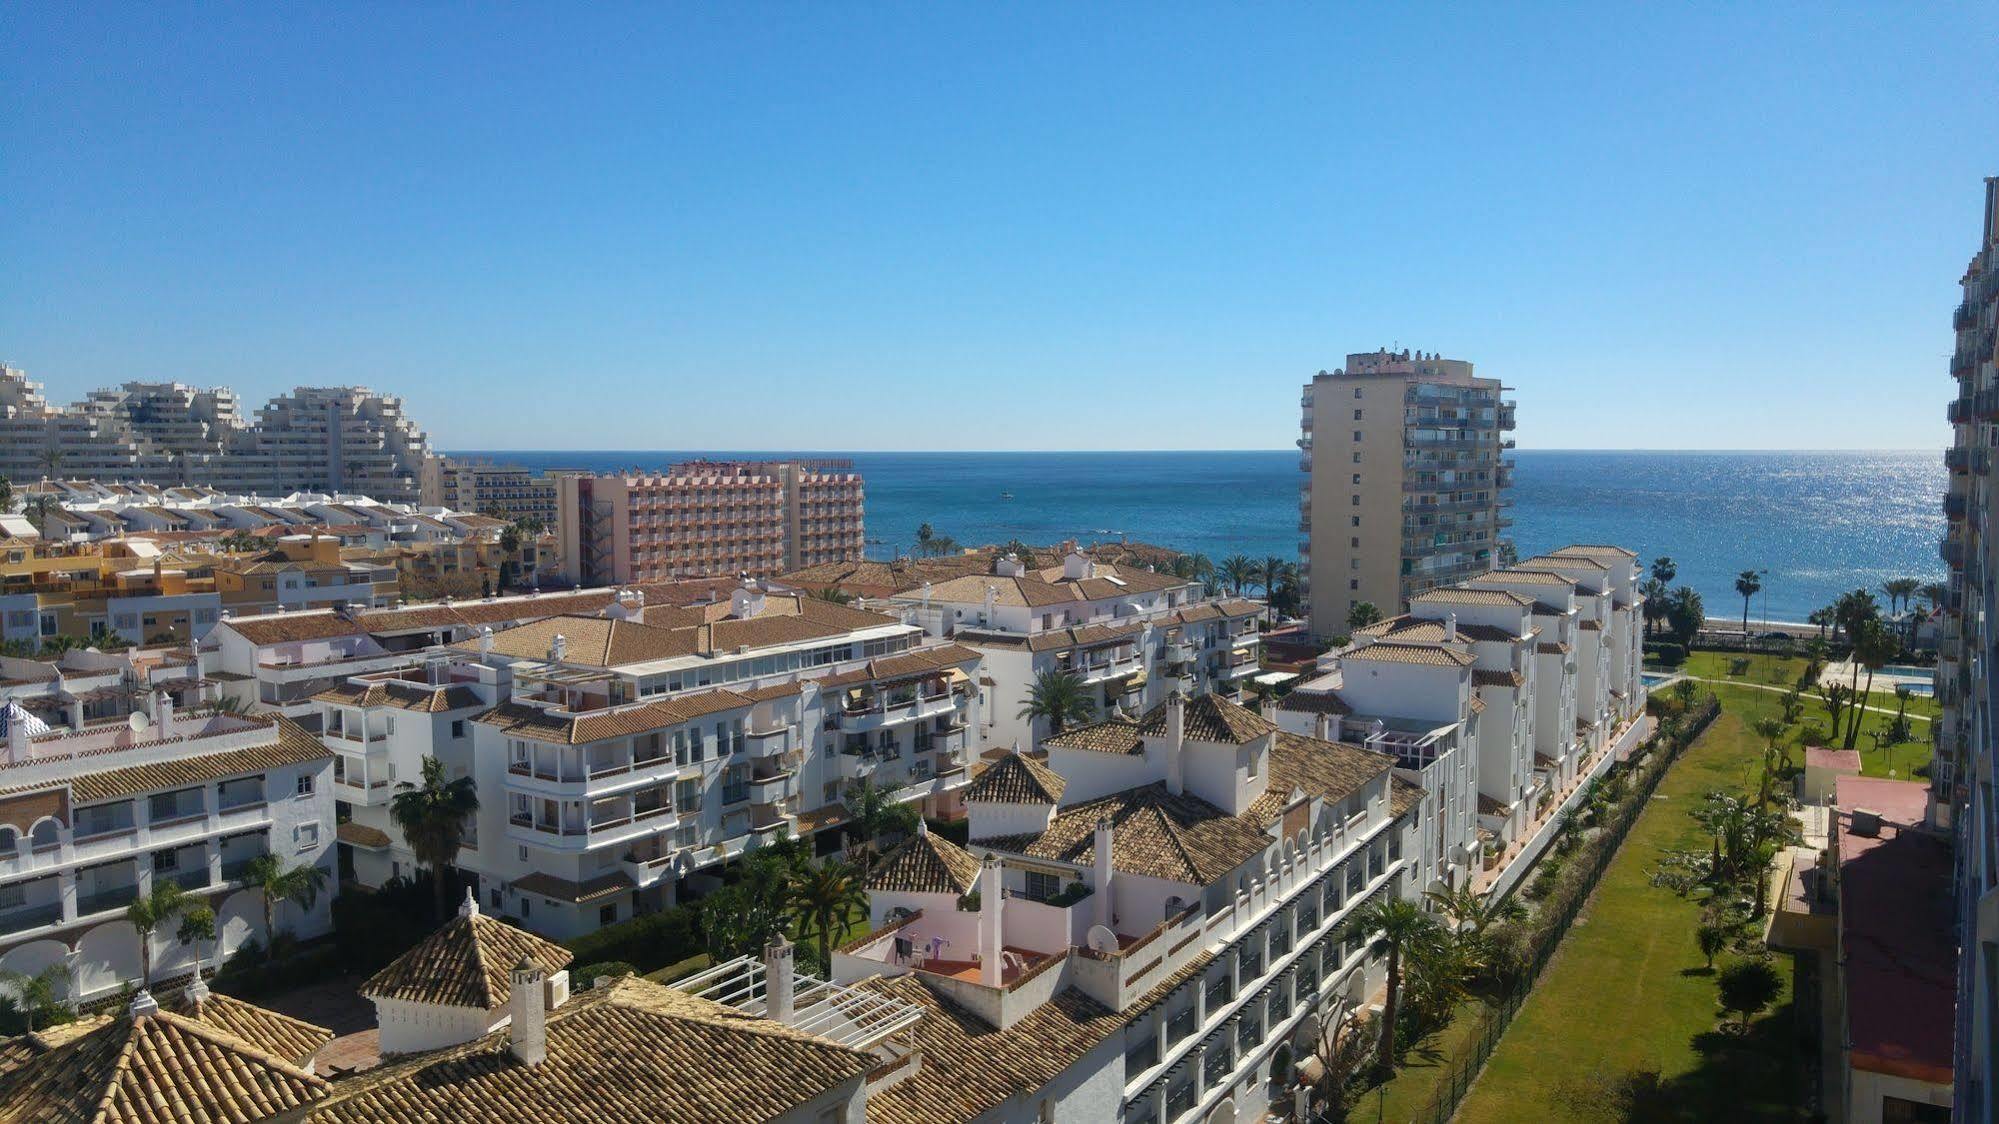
top-left (1086, 925), bottom-right (1119, 953)
top-left (127, 713), bottom-right (150, 733)
top-left (887, 906), bottom-right (913, 922)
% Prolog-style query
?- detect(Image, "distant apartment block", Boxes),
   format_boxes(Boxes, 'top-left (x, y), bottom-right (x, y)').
top-left (432, 458), bottom-right (560, 526)
top-left (1300, 349), bottom-right (1515, 640)
top-left (1935, 174), bottom-right (1999, 1124)
top-left (0, 367), bottom-right (435, 503)
top-left (553, 460), bottom-right (864, 586)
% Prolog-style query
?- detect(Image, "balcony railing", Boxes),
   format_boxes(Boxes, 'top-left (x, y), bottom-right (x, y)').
top-left (0, 902), bottom-right (63, 936)
top-left (77, 884), bottom-right (141, 916)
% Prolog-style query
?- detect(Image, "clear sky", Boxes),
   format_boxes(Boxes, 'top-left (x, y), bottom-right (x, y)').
top-left (2, 5), bottom-right (1994, 452)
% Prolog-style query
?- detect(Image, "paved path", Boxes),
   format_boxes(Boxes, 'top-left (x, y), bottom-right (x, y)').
top-left (1685, 676), bottom-right (1933, 722)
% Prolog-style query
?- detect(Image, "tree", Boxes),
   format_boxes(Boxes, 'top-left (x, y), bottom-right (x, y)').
top-left (125, 883), bottom-right (201, 988)
top-left (1920, 581), bottom-right (1951, 614)
top-left (242, 854), bottom-right (329, 947)
top-left (1017, 668), bottom-right (1095, 735)
top-left (1219, 555), bottom-right (1256, 597)
top-left (1649, 556), bottom-right (1677, 586)
top-left (0, 965), bottom-right (70, 1033)
top-left (1350, 897), bottom-right (1438, 1074)
top-left (1832, 588), bottom-right (1880, 647)
top-left (1734, 570), bottom-right (1763, 637)
top-left (811, 587), bottom-right (854, 605)
top-left (1716, 958), bottom-right (1782, 1032)
top-left (842, 778), bottom-right (919, 862)
top-left (1423, 883), bottom-right (1526, 940)
top-left (1881, 577), bottom-right (1921, 619)
top-left (1303, 990), bottom-right (1376, 1119)
top-left (1671, 676), bottom-right (1700, 711)
top-left (1845, 619), bottom-right (1899, 751)
top-left (1346, 601), bottom-right (1383, 632)
top-left (496, 521), bottom-right (523, 593)
top-left (1695, 920), bottom-right (1728, 970)
top-left (1751, 717), bottom-right (1789, 808)
top-left (1817, 682), bottom-right (1853, 745)
top-left (1802, 636), bottom-right (1830, 683)
top-left (390, 755), bottom-right (481, 920)
top-left (1257, 555), bottom-right (1290, 598)
top-left (0, 476), bottom-right (12, 515)
top-left (1806, 607), bottom-right (1833, 641)
top-left (703, 845), bottom-right (800, 962)
top-left (788, 859), bottom-right (868, 970)
top-left (1665, 587), bottom-right (1705, 647)
top-left (915, 523), bottom-right (934, 554)
top-left (1640, 578), bottom-right (1670, 639)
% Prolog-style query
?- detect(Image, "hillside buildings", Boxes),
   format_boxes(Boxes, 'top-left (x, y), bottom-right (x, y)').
top-left (1935, 174), bottom-right (1999, 1124)
top-left (551, 460), bottom-right (865, 586)
top-left (1299, 350), bottom-right (1515, 641)
top-left (0, 368), bottom-right (434, 503)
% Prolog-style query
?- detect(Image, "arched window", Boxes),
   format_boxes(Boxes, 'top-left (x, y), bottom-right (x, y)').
top-left (27, 819), bottom-right (59, 851)
top-left (0, 825), bottom-right (16, 852)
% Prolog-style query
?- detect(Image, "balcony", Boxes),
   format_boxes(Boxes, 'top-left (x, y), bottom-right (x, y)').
top-left (1945, 493), bottom-right (1969, 520)
top-left (162, 867), bottom-right (212, 892)
top-left (0, 901), bottom-right (63, 937)
top-left (744, 725), bottom-right (790, 758)
top-left (838, 690), bottom-right (960, 734)
top-left (1072, 652), bottom-right (1143, 685)
top-left (748, 772), bottom-right (797, 805)
top-left (76, 883), bottom-right (141, 918)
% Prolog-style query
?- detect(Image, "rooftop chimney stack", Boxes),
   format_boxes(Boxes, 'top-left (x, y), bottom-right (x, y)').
top-left (508, 957), bottom-right (548, 1067)
top-left (1165, 691), bottom-right (1186, 796)
top-left (478, 625), bottom-right (494, 657)
top-left (979, 855), bottom-right (1005, 987)
top-left (764, 937), bottom-right (796, 1025)
top-left (1093, 817), bottom-right (1115, 930)
top-left (1445, 613), bottom-right (1458, 642)
top-left (548, 634), bottom-right (567, 663)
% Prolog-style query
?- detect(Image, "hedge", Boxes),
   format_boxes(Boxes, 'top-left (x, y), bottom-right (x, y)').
top-left (563, 905), bottom-right (701, 973)
top-left (1642, 641), bottom-right (1686, 666)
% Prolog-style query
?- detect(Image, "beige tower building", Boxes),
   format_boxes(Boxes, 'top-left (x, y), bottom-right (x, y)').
top-left (1300, 349), bottom-right (1515, 639)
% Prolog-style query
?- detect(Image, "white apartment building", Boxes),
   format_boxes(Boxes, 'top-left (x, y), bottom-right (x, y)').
top-left (1300, 350), bottom-right (1517, 639)
top-left (320, 585), bottom-right (984, 938)
top-left (0, 697), bottom-right (336, 1004)
top-left (0, 368), bottom-right (435, 503)
top-left (883, 551), bottom-right (1266, 750)
top-left (831, 691), bottom-right (1422, 1124)
top-left (1275, 548), bottom-right (1648, 897)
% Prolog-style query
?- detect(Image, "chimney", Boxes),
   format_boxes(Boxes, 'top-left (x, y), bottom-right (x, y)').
top-left (153, 692), bottom-right (174, 735)
top-left (184, 972), bottom-right (211, 1013)
top-left (548, 634), bottom-right (567, 663)
top-left (478, 625), bottom-right (494, 657)
top-left (1445, 613), bottom-right (1458, 642)
top-left (764, 936), bottom-right (796, 1025)
top-left (460, 885), bottom-right (479, 918)
top-left (1093, 817), bottom-right (1115, 930)
top-left (127, 990), bottom-right (160, 1018)
top-left (978, 855), bottom-right (1005, 987)
top-left (508, 956), bottom-right (548, 1066)
top-left (68, 700), bottom-right (85, 732)
top-left (980, 583), bottom-right (997, 625)
top-left (1165, 691), bottom-right (1186, 796)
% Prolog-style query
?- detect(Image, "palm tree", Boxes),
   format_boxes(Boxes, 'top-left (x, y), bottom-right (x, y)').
top-left (1017, 668), bottom-right (1095, 735)
top-left (242, 853), bottom-right (329, 947)
top-left (1751, 716), bottom-right (1789, 808)
top-left (811, 587), bottom-right (854, 605)
top-left (1422, 883), bottom-right (1525, 939)
top-left (1219, 555), bottom-right (1256, 597)
top-left (1346, 601), bottom-right (1383, 632)
top-left (496, 522), bottom-right (523, 592)
top-left (0, 964), bottom-right (67, 1032)
top-left (390, 756), bottom-right (481, 920)
top-left (842, 778), bottom-right (919, 863)
top-left (1734, 570), bottom-right (1763, 637)
top-left (1845, 619), bottom-right (1900, 751)
top-left (1640, 577), bottom-right (1669, 639)
top-left (1880, 578), bottom-right (1918, 617)
top-left (1807, 607), bottom-right (1833, 641)
top-left (1832, 588), bottom-right (1880, 647)
top-left (1257, 555), bottom-right (1290, 598)
top-left (788, 860), bottom-right (868, 969)
top-left (1649, 556), bottom-right (1677, 586)
top-left (1920, 581), bottom-right (1950, 614)
top-left (1665, 586), bottom-right (1705, 646)
top-left (0, 475), bottom-right (12, 515)
top-left (1351, 896), bottom-right (1438, 1075)
top-left (915, 523), bottom-right (934, 555)
top-left (125, 883), bottom-right (205, 988)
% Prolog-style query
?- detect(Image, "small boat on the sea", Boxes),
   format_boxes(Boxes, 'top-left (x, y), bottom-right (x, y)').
top-left (999, 491), bottom-right (1014, 500)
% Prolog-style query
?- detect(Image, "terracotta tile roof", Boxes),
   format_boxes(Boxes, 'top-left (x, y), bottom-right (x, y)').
top-left (963, 752), bottom-right (1067, 805)
top-left (1471, 668), bottom-right (1525, 688)
top-left (866, 831), bottom-right (983, 895)
top-left (978, 782), bottom-right (1270, 884)
top-left (1531, 601), bottom-right (1572, 617)
top-left (1276, 690), bottom-right (1352, 716)
top-left (1248, 732), bottom-right (1395, 824)
top-left (1041, 719), bottom-right (1145, 756)
top-left (309, 976), bottom-right (876, 1124)
top-left (1407, 588), bottom-right (1527, 604)
top-left (457, 615), bottom-right (698, 667)
top-left (1135, 694), bottom-right (1276, 745)
top-left (473, 691), bottom-right (752, 745)
top-left (1536, 642), bottom-right (1572, 656)
top-left (168, 989), bottom-right (334, 1068)
top-left (336, 822), bottom-right (392, 849)
top-left (0, 1006), bottom-right (329, 1124)
top-left (1578, 619), bottom-right (1604, 632)
top-left (1357, 616), bottom-right (1519, 646)
top-left (14, 718), bottom-right (332, 806)
top-left (1519, 553), bottom-right (1608, 572)
top-left (219, 612), bottom-right (367, 646)
top-left (1389, 776), bottom-right (1423, 818)
top-left (511, 870), bottom-right (634, 905)
top-left (1344, 642), bottom-right (1475, 668)
top-left (313, 680), bottom-right (486, 713)
top-left (858, 976), bottom-right (1124, 1124)
top-left (1477, 793), bottom-right (1509, 817)
top-left (1547, 544), bottom-right (1637, 560)
top-left (360, 910), bottom-right (574, 1010)
top-left (1478, 569), bottom-right (1574, 586)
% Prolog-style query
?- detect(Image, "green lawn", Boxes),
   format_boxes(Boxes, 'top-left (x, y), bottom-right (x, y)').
top-left (1453, 707), bottom-right (1809, 1123)
top-left (1671, 650), bottom-right (1936, 780)
top-left (1344, 999), bottom-right (1497, 1124)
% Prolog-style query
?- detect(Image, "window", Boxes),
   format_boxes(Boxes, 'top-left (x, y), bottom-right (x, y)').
top-left (1351, 536), bottom-right (1360, 548)
top-left (294, 774), bottom-right (314, 797)
top-left (1350, 495), bottom-right (1359, 506)
top-left (1353, 387), bottom-right (1363, 399)
top-left (1352, 430), bottom-right (1362, 442)
top-left (599, 904), bottom-right (618, 926)
top-left (451, 720), bottom-right (467, 739)
top-left (1353, 409), bottom-right (1363, 421)
top-left (1023, 870), bottom-right (1061, 902)
top-left (521, 898), bottom-right (532, 918)
top-left (1350, 516), bottom-right (1360, 527)
top-left (1351, 473), bottom-right (1361, 485)
top-left (0, 884), bottom-right (25, 911)
top-left (294, 823), bottom-right (320, 851)
top-left (1349, 580), bottom-right (1359, 591)
top-left (151, 847), bottom-right (180, 872)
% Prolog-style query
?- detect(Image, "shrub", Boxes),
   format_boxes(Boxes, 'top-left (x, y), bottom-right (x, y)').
top-left (923, 817), bottom-right (970, 846)
top-left (332, 875), bottom-right (463, 975)
top-left (1716, 957), bottom-right (1782, 1031)
top-left (573, 961), bottom-right (638, 987)
top-left (1728, 657), bottom-right (1750, 677)
top-left (213, 943), bottom-right (341, 999)
top-left (1644, 642), bottom-right (1687, 667)
top-left (564, 906), bottom-right (701, 974)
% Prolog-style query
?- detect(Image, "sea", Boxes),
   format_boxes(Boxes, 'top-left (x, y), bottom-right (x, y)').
top-left (449, 450), bottom-right (1946, 626)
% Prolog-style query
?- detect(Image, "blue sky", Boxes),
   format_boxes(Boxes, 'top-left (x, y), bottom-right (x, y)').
top-left (2, 5), bottom-right (1994, 452)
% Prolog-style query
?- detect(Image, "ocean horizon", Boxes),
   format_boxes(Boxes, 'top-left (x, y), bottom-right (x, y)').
top-left (451, 448), bottom-right (1948, 626)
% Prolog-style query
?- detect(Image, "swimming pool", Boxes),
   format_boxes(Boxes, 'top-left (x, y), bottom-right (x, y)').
top-left (1640, 671), bottom-right (1680, 689)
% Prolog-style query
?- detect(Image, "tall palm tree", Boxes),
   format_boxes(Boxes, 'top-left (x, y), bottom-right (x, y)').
top-left (1257, 555), bottom-right (1290, 598)
top-left (1219, 555), bottom-right (1256, 597)
top-left (496, 522), bottom-right (523, 592)
top-left (242, 853), bottom-right (329, 946)
top-left (1422, 883), bottom-right (1525, 939)
top-left (1920, 581), bottom-right (1951, 614)
top-left (811, 587), bottom-right (854, 605)
top-left (1017, 668), bottom-right (1095, 735)
top-left (1751, 716), bottom-right (1789, 808)
top-left (1640, 577), bottom-right (1669, 639)
top-left (1832, 588), bottom-right (1880, 647)
top-left (1846, 619), bottom-right (1900, 751)
top-left (1666, 586), bottom-right (1706, 645)
top-left (788, 860), bottom-right (868, 969)
top-left (1807, 607), bottom-right (1833, 641)
top-left (1351, 897), bottom-right (1438, 1075)
top-left (1346, 601), bottom-right (1383, 632)
top-left (1734, 570), bottom-right (1763, 636)
top-left (1649, 556), bottom-right (1677, 586)
top-left (125, 883), bottom-right (206, 988)
top-left (390, 755), bottom-right (482, 920)
top-left (842, 777), bottom-right (918, 863)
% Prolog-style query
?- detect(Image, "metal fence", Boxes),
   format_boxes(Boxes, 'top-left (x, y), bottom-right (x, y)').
top-left (1400, 699), bottom-right (1724, 1124)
